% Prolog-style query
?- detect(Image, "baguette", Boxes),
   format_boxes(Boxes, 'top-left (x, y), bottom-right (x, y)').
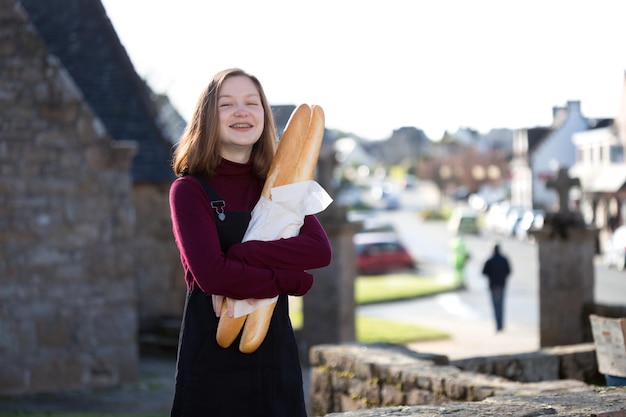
top-left (239, 104), bottom-right (325, 353)
top-left (214, 103), bottom-right (325, 353)
top-left (215, 297), bottom-right (247, 348)
top-left (262, 104), bottom-right (313, 195)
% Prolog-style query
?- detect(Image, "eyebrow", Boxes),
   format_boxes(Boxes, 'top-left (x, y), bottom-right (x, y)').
top-left (218, 93), bottom-right (261, 99)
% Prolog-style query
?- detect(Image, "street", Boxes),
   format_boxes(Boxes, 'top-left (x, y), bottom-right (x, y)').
top-left (356, 199), bottom-right (626, 358)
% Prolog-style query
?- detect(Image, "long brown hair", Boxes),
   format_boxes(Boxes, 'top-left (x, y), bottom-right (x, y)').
top-left (172, 68), bottom-right (277, 178)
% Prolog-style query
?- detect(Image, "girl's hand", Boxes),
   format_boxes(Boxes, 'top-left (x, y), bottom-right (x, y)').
top-left (213, 295), bottom-right (255, 317)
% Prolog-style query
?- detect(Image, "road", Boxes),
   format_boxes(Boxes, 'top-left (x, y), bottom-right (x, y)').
top-left (356, 199), bottom-right (626, 359)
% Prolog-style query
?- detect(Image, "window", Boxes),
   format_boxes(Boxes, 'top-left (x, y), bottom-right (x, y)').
top-left (610, 145), bottom-right (624, 163)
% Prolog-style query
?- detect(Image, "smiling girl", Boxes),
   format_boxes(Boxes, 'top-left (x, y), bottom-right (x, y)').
top-left (168, 68), bottom-right (331, 417)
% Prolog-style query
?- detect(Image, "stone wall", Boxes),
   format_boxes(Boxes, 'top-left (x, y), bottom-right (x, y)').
top-left (452, 343), bottom-right (602, 384)
top-left (0, 1), bottom-right (139, 393)
top-left (310, 344), bottom-right (626, 417)
top-left (132, 183), bottom-right (186, 332)
top-left (533, 226), bottom-right (597, 347)
top-left (300, 219), bottom-right (360, 364)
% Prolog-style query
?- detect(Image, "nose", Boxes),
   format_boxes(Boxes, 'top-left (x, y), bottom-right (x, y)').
top-left (234, 104), bottom-right (248, 117)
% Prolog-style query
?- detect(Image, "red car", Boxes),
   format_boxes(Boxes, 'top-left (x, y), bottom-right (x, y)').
top-left (354, 232), bottom-right (416, 275)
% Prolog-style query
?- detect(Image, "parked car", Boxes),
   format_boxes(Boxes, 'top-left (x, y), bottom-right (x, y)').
top-left (484, 202), bottom-right (509, 233)
top-left (515, 209), bottom-right (545, 241)
top-left (484, 202), bottom-right (526, 236)
top-left (448, 208), bottom-right (480, 235)
top-left (368, 182), bottom-right (401, 210)
top-left (503, 206), bottom-right (526, 237)
top-left (604, 225), bottom-right (626, 271)
top-left (347, 211), bottom-right (395, 233)
top-left (354, 232), bottom-right (416, 275)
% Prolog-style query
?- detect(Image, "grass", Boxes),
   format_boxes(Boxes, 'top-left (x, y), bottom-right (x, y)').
top-left (290, 272), bottom-right (456, 344)
top-left (355, 272), bottom-right (457, 304)
top-left (355, 316), bottom-right (448, 343)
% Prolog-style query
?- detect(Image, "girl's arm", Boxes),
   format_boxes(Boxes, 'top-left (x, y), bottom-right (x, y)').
top-left (226, 215), bottom-right (331, 270)
top-left (169, 178), bottom-right (312, 300)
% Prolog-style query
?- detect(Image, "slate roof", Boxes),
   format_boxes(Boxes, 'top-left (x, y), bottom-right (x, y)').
top-left (20, 0), bottom-right (175, 182)
top-left (526, 127), bottom-right (552, 154)
top-left (270, 104), bottom-right (334, 154)
top-left (271, 105), bottom-right (297, 137)
top-left (591, 118), bottom-right (614, 129)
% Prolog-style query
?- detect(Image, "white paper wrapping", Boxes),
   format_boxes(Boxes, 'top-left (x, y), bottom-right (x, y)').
top-left (213, 180), bottom-right (332, 318)
top-left (212, 180), bottom-right (333, 317)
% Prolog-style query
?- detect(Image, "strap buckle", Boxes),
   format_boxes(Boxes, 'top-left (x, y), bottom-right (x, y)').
top-left (211, 200), bottom-right (226, 221)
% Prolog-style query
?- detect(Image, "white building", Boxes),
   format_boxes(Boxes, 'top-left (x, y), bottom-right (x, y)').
top-left (510, 101), bottom-right (590, 210)
top-left (569, 71), bottom-right (626, 251)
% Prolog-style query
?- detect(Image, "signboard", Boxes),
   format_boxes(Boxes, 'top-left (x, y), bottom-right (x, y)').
top-left (590, 314), bottom-right (626, 377)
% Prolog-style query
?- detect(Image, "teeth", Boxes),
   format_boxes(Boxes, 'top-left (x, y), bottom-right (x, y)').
top-left (232, 124), bottom-right (251, 128)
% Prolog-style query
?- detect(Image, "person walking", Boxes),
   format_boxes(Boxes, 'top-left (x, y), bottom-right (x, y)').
top-left (481, 243), bottom-right (511, 332)
top-left (168, 68), bottom-right (332, 417)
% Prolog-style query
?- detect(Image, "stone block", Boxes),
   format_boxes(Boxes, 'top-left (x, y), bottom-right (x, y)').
top-left (455, 351), bottom-right (561, 383)
top-left (444, 376), bottom-right (468, 400)
top-left (331, 372), bottom-right (352, 393)
top-left (310, 343), bottom-right (626, 415)
top-left (404, 388), bottom-right (443, 406)
top-left (35, 317), bottom-right (73, 348)
top-left (0, 365), bottom-right (26, 394)
top-left (380, 382), bottom-right (404, 406)
top-left (338, 392), bottom-right (367, 412)
top-left (354, 359), bottom-right (377, 380)
top-left (30, 354), bottom-right (86, 392)
top-left (542, 343), bottom-right (600, 382)
top-left (310, 367), bottom-right (332, 412)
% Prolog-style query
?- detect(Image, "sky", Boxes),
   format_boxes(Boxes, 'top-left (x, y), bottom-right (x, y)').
top-left (101, 0), bottom-right (626, 140)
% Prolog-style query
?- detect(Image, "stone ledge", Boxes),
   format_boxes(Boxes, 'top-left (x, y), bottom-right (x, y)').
top-left (324, 389), bottom-right (626, 417)
top-left (451, 343), bottom-right (600, 383)
top-left (310, 343), bottom-right (626, 417)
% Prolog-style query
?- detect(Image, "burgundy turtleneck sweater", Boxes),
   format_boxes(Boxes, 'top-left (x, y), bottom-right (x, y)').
top-left (169, 159), bottom-right (332, 300)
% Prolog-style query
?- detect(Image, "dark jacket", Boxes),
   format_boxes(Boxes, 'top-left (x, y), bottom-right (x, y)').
top-left (482, 246), bottom-right (511, 288)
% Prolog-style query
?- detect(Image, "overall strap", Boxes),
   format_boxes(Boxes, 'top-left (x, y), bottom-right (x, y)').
top-left (190, 174), bottom-right (226, 221)
top-left (186, 173), bottom-right (251, 252)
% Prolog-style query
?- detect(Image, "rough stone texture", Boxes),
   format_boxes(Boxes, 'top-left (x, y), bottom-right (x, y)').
top-left (452, 343), bottom-right (601, 384)
top-left (533, 226), bottom-right (597, 347)
top-left (300, 220), bottom-right (361, 365)
top-left (0, 0), bottom-right (139, 393)
top-left (310, 344), bottom-right (626, 417)
top-left (14, 0), bottom-right (188, 338)
top-left (132, 183), bottom-right (186, 331)
top-left (323, 391), bottom-right (626, 417)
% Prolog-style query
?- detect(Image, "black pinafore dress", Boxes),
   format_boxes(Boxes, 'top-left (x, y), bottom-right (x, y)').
top-left (171, 177), bottom-right (307, 417)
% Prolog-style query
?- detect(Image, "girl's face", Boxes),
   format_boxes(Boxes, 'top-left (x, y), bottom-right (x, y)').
top-left (217, 75), bottom-right (265, 163)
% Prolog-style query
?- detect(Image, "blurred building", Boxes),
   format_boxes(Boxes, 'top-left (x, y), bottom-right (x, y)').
top-left (510, 101), bottom-right (592, 210)
top-left (570, 71), bottom-right (626, 252)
